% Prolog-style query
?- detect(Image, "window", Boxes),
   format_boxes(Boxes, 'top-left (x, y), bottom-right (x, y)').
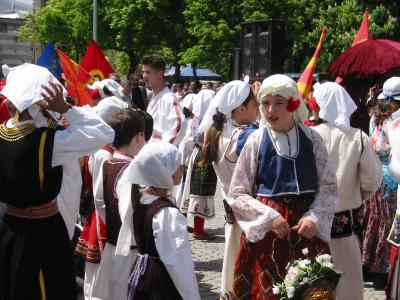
top-left (0, 24), bottom-right (7, 33)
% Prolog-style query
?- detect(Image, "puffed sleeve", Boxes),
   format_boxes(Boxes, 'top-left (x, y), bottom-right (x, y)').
top-left (153, 207), bottom-right (201, 300)
top-left (302, 129), bottom-right (338, 242)
top-left (228, 130), bottom-right (281, 243)
top-left (51, 106), bottom-right (115, 167)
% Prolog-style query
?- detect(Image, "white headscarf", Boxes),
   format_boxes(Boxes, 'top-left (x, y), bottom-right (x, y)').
top-left (193, 88), bottom-right (215, 121)
top-left (197, 80), bottom-right (250, 134)
top-left (93, 96), bottom-right (129, 122)
top-left (90, 79), bottom-right (124, 99)
top-left (1, 63), bottom-right (67, 113)
top-left (181, 93), bottom-right (197, 112)
top-left (313, 82), bottom-right (357, 129)
top-left (258, 74), bottom-right (308, 125)
top-left (119, 141), bottom-right (181, 190)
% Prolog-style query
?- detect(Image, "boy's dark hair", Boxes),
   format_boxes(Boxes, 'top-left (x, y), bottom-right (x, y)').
top-left (137, 110), bottom-right (154, 141)
top-left (142, 54), bottom-right (166, 72)
top-left (108, 109), bottom-right (145, 148)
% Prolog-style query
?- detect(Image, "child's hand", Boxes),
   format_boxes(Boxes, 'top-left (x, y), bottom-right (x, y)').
top-left (267, 215), bottom-right (291, 239)
top-left (293, 218), bottom-right (317, 239)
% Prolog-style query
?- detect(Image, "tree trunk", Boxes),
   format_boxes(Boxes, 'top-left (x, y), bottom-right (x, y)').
top-left (127, 52), bottom-right (137, 77)
top-left (192, 62), bottom-right (198, 81)
top-left (173, 63), bottom-right (181, 82)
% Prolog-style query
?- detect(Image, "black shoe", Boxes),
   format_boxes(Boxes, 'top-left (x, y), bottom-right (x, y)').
top-left (362, 266), bottom-right (373, 282)
top-left (372, 273), bottom-right (388, 290)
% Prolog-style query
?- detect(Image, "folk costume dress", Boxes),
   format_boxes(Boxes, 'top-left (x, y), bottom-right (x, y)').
top-left (77, 96), bottom-right (128, 300)
top-left (313, 82), bottom-right (383, 300)
top-left (180, 89), bottom-right (217, 220)
top-left (117, 142), bottom-right (201, 300)
top-left (92, 152), bottom-right (137, 300)
top-left (362, 111), bottom-right (400, 274)
top-left (228, 122), bottom-right (337, 300)
top-left (0, 63), bottom-right (115, 300)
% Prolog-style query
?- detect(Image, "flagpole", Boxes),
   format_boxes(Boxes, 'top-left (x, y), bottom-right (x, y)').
top-left (93, 0), bottom-right (98, 42)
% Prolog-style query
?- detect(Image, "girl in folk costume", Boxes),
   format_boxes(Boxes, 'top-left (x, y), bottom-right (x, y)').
top-left (117, 142), bottom-right (201, 300)
top-left (76, 96), bottom-right (129, 300)
top-left (92, 109), bottom-right (147, 300)
top-left (189, 80), bottom-right (259, 296)
top-left (362, 77), bottom-right (400, 289)
top-left (227, 74), bottom-right (338, 300)
top-left (313, 82), bottom-right (383, 300)
top-left (179, 88), bottom-right (217, 237)
top-left (0, 63), bottom-right (114, 300)
top-left (386, 115), bottom-right (400, 299)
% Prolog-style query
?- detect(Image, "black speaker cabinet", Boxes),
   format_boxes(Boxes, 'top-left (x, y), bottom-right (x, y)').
top-left (240, 20), bottom-right (285, 79)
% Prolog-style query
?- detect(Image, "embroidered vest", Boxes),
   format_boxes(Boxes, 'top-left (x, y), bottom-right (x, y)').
top-left (0, 124), bottom-right (62, 208)
top-left (257, 124), bottom-right (318, 198)
top-left (102, 158), bottom-right (129, 245)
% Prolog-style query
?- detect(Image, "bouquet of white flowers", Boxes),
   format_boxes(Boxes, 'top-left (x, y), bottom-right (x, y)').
top-left (272, 248), bottom-right (341, 300)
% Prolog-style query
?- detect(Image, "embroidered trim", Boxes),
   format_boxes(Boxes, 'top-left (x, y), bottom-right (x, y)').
top-left (0, 123), bottom-right (36, 141)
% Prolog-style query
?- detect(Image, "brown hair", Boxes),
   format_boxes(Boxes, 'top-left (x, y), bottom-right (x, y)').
top-left (108, 108), bottom-right (145, 148)
top-left (373, 99), bottom-right (400, 126)
top-left (199, 89), bottom-right (254, 167)
top-left (130, 184), bottom-right (142, 212)
top-left (142, 54), bottom-right (166, 72)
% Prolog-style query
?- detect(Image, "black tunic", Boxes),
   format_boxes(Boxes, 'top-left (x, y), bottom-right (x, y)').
top-left (0, 123), bottom-right (76, 300)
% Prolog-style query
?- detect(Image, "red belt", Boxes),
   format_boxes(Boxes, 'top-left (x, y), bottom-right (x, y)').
top-left (6, 200), bottom-right (59, 219)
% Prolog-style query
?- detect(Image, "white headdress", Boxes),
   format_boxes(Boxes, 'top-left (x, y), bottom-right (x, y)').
top-left (0, 63), bottom-right (67, 113)
top-left (90, 79), bottom-right (124, 99)
top-left (193, 89), bottom-right (215, 121)
top-left (197, 80), bottom-right (250, 134)
top-left (119, 141), bottom-right (181, 190)
top-left (258, 74), bottom-right (308, 124)
top-left (93, 96), bottom-right (129, 122)
top-left (313, 82), bottom-right (357, 128)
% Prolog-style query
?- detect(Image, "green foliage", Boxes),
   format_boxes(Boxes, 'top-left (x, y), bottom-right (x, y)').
top-left (18, 0), bottom-right (400, 79)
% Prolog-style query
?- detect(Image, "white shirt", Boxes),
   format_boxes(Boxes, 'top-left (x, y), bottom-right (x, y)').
top-left (146, 86), bottom-right (184, 145)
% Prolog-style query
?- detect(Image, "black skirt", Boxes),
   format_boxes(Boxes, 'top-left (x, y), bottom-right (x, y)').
top-left (0, 213), bottom-right (77, 300)
top-left (189, 149), bottom-right (217, 196)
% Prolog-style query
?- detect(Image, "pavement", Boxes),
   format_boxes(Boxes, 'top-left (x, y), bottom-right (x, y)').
top-left (188, 185), bottom-right (386, 300)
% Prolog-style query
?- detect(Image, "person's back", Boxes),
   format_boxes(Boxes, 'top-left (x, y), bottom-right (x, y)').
top-left (313, 123), bottom-right (381, 211)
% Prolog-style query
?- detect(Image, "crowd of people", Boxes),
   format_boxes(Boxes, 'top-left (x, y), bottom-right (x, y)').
top-left (0, 53), bottom-right (399, 300)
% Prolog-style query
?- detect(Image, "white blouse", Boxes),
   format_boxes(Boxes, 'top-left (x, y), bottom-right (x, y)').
top-left (228, 123), bottom-right (338, 243)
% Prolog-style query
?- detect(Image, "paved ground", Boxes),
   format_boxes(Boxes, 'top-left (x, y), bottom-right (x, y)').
top-left (188, 185), bottom-right (386, 300)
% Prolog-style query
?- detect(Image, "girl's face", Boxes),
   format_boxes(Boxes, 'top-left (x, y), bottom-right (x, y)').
top-left (260, 94), bottom-right (294, 132)
top-left (233, 98), bottom-right (259, 126)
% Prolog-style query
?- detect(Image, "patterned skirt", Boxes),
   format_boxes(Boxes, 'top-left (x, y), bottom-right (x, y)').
top-left (362, 180), bottom-right (397, 273)
top-left (231, 196), bottom-right (329, 300)
top-left (76, 210), bottom-right (107, 263)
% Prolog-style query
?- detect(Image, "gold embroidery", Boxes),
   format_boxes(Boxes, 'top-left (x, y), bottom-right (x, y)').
top-left (0, 123), bottom-right (36, 141)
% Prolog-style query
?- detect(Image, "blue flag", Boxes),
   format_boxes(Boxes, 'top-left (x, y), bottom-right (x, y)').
top-left (36, 42), bottom-right (62, 78)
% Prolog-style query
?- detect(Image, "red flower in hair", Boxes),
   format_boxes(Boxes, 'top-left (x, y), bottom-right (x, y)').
top-left (89, 88), bottom-right (100, 100)
top-left (286, 97), bottom-right (301, 112)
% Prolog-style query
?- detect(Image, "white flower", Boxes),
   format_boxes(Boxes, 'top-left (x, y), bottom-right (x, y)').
top-left (298, 259), bottom-right (311, 269)
top-left (272, 286), bottom-right (280, 295)
top-left (302, 248), bottom-right (309, 256)
top-left (288, 266), bottom-right (299, 277)
top-left (316, 254), bottom-right (332, 264)
top-left (287, 286), bottom-right (295, 299)
top-left (303, 277), bottom-right (310, 284)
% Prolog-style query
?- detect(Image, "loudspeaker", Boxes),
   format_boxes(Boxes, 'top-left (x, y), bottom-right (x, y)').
top-left (240, 20), bottom-right (285, 79)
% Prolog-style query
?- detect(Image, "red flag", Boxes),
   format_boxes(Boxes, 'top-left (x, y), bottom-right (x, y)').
top-left (336, 11), bottom-right (370, 83)
top-left (352, 11), bottom-right (370, 46)
top-left (80, 40), bottom-right (114, 83)
top-left (55, 49), bottom-right (93, 106)
top-left (297, 27), bottom-right (327, 100)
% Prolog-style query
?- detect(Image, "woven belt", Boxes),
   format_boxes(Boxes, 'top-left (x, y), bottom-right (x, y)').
top-left (6, 200), bottom-right (58, 219)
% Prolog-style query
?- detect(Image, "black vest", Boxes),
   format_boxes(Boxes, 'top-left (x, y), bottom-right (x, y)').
top-left (102, 159), bottom-right (129, 245)
top-left (0, 123), bottom-right (63, 208)
top-left (132, 198), bottom-right (182, 300)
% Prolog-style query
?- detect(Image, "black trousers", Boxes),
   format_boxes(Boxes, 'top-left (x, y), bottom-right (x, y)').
top-left (0, 213), bottom-right (76, 300)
